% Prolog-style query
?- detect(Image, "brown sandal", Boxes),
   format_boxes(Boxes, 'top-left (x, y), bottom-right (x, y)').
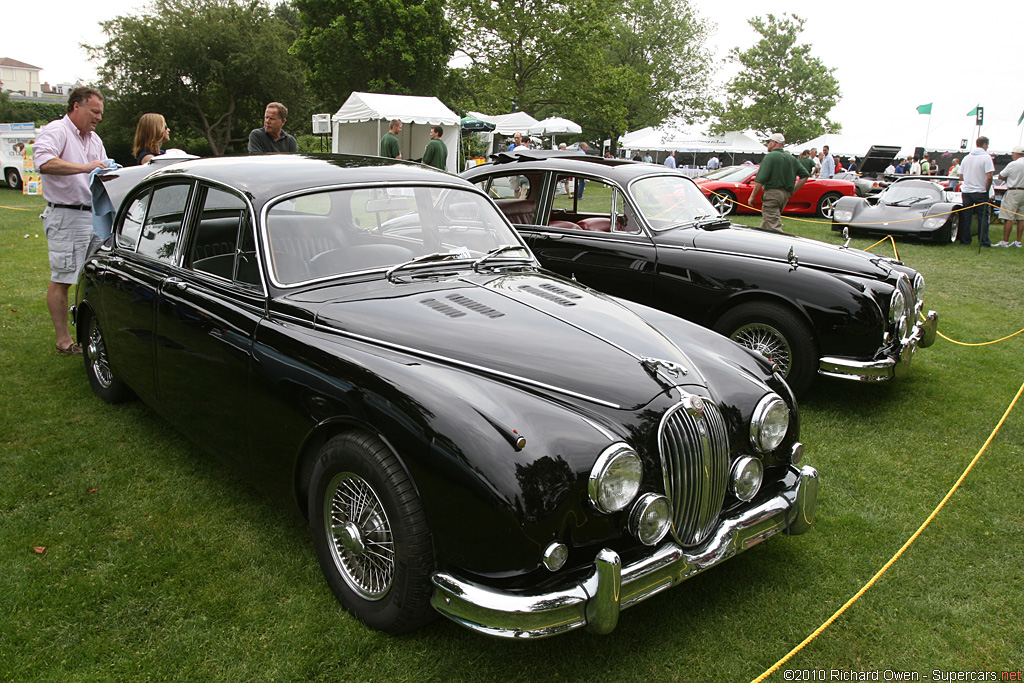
top-left (56, 342), bottom-right (82, 356)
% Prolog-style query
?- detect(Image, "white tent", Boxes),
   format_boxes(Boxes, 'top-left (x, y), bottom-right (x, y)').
top-left (468, 111), bottom-right (539, 136)
top-left (332, 92), bottom-right (460, 173)
top-left (620, 127), bottom-right (765, 166)
top-left (528, 116), bottom-right (582, 148)
top-left (467, 111), bottom-right (541, 157)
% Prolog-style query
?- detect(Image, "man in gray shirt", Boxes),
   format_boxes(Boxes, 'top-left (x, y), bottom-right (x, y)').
top-left (248, 102), bottom-right (298, 153)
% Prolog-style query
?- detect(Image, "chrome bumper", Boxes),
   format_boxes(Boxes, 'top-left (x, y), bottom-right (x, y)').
top-left (818, 309), bottom-right (937, 382)
top-left (430, 465), bottom-right (819, 639)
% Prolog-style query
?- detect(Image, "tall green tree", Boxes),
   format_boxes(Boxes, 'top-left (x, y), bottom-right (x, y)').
top-left (95, 0), bottom-right (306, 156)
top-left (711, 13), bottom-right (840, 144)
top-left (291, 0), bottom-right (456, 109)
top-left (568, 0), bottom-right (714, 152)
top-left (448, 0), bottom-right (613, 117)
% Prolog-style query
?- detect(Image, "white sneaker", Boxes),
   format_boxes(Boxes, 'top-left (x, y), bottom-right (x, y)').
top-left (1013, 241), bottom-right (1022, 248)
top-left (995, 240), bottom-right (1010, 247)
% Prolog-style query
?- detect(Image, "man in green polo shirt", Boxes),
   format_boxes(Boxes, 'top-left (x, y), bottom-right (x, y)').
top-left (748, 133), bottom-right (809, 233)
top-left (380, 119), bottom-right (402, 159)
top-left (421, 125), bottom-right (448, 170)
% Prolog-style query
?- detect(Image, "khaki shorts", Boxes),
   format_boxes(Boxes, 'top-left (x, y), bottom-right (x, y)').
top-left (999, 189), bottom-right (1024, 221)
top-left (43, 206), bottom-right (100, 284)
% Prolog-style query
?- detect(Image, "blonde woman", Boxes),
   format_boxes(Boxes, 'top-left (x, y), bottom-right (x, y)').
top-left (132, 113), bottom-right (170, 165)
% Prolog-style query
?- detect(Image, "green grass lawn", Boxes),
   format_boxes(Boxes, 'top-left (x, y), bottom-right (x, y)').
top-left (1, 190), bottom-right (1022, 682)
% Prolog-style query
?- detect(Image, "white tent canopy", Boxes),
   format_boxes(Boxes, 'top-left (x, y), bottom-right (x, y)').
top-left (468, 111), bottom-right (539, 136)
top-left (620, 127), bottom-right (765, 154)
top-left (332, 92), bottom-right (460, 173)
top-left (466, 111), bottom-right (542, 157)
top-left (528, 116), bottom-right (582, 135)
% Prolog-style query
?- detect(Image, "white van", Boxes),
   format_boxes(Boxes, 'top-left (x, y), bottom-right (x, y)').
top-left (1, 122), bottom-right (39, 189)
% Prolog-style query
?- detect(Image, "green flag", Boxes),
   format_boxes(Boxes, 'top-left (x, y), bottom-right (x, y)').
top-left (1018, 110), bottom-right (1024, 126)
top-left (916, 103), bottom-right (932, 115)
top-left (967, 106), bottom-right (979, 116)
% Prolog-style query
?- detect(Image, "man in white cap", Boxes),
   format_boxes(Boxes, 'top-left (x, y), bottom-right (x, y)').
top-left (995, 145), bottom-right (1024, 247)
top-left (748, 133), bottom-right (809, 232)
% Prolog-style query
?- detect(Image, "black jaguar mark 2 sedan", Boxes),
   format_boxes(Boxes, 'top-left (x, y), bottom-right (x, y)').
top-left (74, 154), bottom-right (817, 638)
top-left (462, 152), bottom-right (938, 396)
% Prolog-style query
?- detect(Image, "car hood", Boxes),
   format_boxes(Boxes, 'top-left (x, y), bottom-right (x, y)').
top-left (300, 271), bottom-right (707, 409)
top-left (665, 224), bottom-right (896, 280)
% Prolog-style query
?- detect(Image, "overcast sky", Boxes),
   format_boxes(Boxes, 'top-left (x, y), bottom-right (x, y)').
top-left (6, 0), bottom-right (1022, 152)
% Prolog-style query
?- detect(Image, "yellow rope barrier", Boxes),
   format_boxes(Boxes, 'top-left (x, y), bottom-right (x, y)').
top-left (751, 379), bottom-right (1024, 683)
top-left (0, 204), bottom-right (34, 211)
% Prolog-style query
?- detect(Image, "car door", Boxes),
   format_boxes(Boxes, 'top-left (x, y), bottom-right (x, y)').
top-left (154, 184), bottom-right (264, 460)
top-left (96, 182), bottom-right (191, 402)
top-left (511, 173), bottom-right (658, 303)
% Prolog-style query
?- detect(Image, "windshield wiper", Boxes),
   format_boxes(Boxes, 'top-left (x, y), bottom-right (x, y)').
top-left (693, 215), bottom-right (732, 229)
top-left (472, 245), bottom-right (532, 271)
top-left (887, 196), bottom-right (929, 207)
top-left (385, 252), bottom-right (465, 282)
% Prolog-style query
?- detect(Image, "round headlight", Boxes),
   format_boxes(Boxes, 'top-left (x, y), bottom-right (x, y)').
top-left (628, 493), bottom-right (672, 546)
top-left (749, 394), bottom-right (790, 453)
top-left (889, 288), bottom-right (906, 324)
top-left (834, 209), bottom-right (853, 222)
top-left (730, 456), bottom-right (764, 502)
top-left (588, 444), bottom-right (642, 513)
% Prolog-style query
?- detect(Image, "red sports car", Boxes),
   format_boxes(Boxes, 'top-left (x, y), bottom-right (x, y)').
top-left (695, 165), bottom-right (857, 219)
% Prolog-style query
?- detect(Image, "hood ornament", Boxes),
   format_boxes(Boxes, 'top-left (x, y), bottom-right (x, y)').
top-left (642, 357), bottom-right (688, 384)
top-left (787, 245), bottom-right (799, 269)
top-left (841, 227), bottom-right (851, 249)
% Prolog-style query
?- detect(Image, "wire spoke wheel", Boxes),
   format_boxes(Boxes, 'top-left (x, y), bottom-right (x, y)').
top-left (730, 322), bottom-right (792, 377)
top-left (87, 316), bottom-right (115, 389)
top-left (325, 472), bottom-right (395, 600)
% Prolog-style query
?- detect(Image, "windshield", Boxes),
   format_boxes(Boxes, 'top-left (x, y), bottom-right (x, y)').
top-left (265, 186), bottom-right (527, 285)
top-left (703, 166), bottom-right (755, 182)
top-left (881, 181), bottom-right (942, 205)
top-left (631, 175), bottom-right (721, 230)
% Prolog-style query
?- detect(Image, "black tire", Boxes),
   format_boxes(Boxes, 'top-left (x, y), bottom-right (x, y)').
top-left (816, 192), bottom-right (842, 218)
top-left (714, 302), bottom-right (818, 396)
top-left (83, 312), bottom-right (133, 403)
top-left (5, 167), bottom-right (22, 190)
top-left (309, 431), bottom-right (436, 634)
top-left (711, 190), bottom-right (736, 216)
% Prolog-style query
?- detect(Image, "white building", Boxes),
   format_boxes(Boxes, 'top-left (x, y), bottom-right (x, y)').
top-left (0, 58), bottom-right (43, 97)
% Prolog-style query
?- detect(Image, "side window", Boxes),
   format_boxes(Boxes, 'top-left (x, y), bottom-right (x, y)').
top-left (481, 173), bottom-right (540, 225)
top-left (189, 187), bottom-right (256, 284)
top-left (117, 189), bottom-right (150, 250)
top-left (548, 176), bottom-right (631, 233)
top-left (137, 183), bottom-right (191, 262)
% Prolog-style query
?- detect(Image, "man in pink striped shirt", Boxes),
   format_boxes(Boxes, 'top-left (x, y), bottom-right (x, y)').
top-left (35, 87), bottom-right (108, 355)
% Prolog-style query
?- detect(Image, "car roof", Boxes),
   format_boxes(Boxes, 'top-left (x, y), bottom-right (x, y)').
top-left (141, 153), bottom-right (463, 199)
top-left (469, 151), bottom-right (686, 182)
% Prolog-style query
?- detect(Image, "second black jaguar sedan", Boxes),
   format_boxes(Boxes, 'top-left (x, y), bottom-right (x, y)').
top-left (74, 154), bottom-right (817, 639)
top-left (462, 152), bottom-right (938, 396)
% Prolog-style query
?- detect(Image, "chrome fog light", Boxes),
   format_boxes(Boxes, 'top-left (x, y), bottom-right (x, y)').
top-left (628, 493), bottom-right (671, 546)
top-left (542, 541), bottom-right (568, 572)
top-left (730, 456), bottom-right (764, 502)
top-left (749, 394), bottom-right (790, 453)
top-left (588, 444), bottom-right (642, 513)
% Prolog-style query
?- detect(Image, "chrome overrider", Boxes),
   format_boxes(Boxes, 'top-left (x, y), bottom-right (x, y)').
top-left (819, 309), bottom-right (938, 382)
top-left (430, 464), bottom-right (819, 639)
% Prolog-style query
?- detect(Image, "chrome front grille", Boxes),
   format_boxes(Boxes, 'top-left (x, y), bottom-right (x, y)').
top-left (659, 398), bottom-right (730, 547)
